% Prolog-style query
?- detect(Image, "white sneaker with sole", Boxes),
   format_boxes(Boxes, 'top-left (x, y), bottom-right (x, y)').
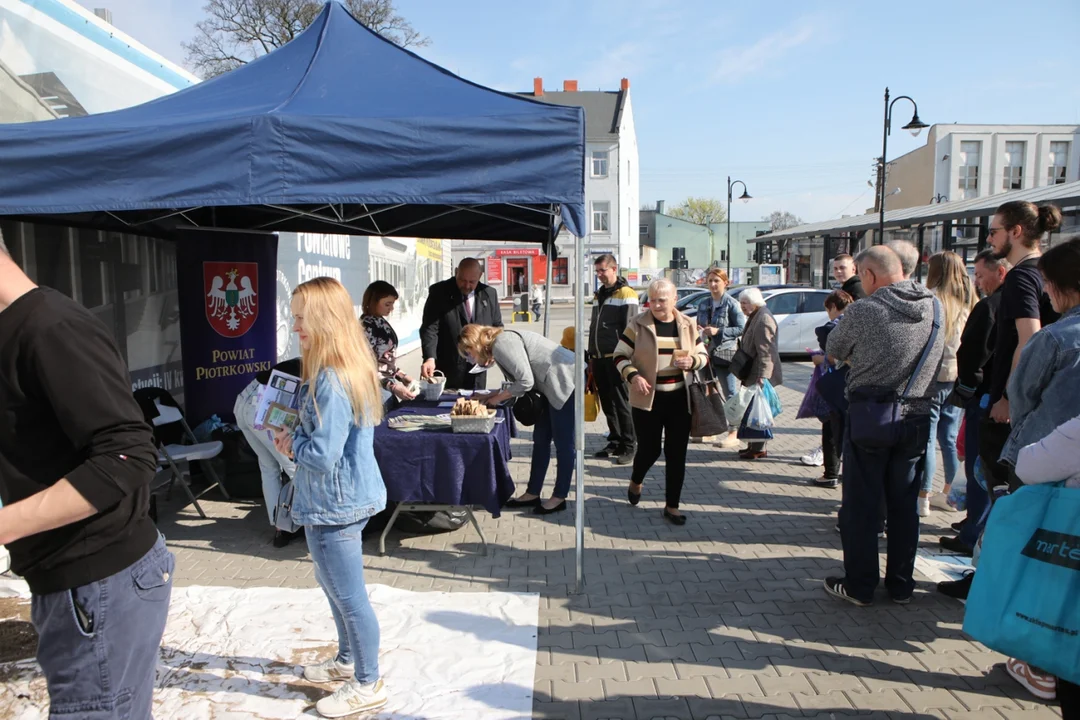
top-left (917, 496), bottom-right (931, 517)
top-left (304, 657), bottom-right (355, 684)
top-left (316, 678), bottom-right (388, 718)
top-left (800, 447), bottom-right (824, 467)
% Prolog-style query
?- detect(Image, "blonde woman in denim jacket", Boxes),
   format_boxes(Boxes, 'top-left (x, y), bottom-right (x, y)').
top-left (274, 276), bottom-right (388, 718)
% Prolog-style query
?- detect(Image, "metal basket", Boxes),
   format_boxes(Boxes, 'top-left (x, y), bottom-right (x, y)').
top-left (450, 413), bottom-right (497, 434)
top-left (419, 371), bottom-right (447, 401)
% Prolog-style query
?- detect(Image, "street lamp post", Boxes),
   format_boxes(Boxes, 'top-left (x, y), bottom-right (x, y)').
top-left (726, 175), bottom-right (751, 277)
top-left (878, 87), bottom-right (928, 243)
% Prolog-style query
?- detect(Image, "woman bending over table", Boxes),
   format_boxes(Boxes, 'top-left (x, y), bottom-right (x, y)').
top-left (273, 276), bottom-right (388, 718)
top-left (458, 325), bottom-right (576, 515)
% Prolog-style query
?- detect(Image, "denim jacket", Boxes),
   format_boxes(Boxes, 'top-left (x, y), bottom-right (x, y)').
top-left (291, 368), bottom-right (387, 526)
top-left (695, 292), bottom-right (746, 356)
top-left (1002, 305), bottom-right (1080, 466)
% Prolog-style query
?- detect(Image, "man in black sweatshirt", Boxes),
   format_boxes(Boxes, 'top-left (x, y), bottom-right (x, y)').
top-left (0, 232), bottom-right (173, 717)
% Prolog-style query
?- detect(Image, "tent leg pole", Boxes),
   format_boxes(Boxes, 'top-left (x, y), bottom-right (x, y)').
top-left (544, 247), bottom-right (553, 337)
top-left (573, 233), bottom-right (586, 595)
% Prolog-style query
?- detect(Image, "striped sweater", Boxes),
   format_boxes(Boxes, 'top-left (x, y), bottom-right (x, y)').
top-left (613, 310), bottom-right (709, 412)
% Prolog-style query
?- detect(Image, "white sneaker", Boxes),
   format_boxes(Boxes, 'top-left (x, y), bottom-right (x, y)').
top-left (917, 496), bottom-right (931, 517)
top-left (304, 657), bottom-right (354, 684)
top-left (316, 678), bottom-right (388, 718)
top-left (800, 447), bottom-right (824, 467)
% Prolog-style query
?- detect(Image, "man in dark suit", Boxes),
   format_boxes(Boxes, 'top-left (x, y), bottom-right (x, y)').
top-left (420, 257), bottom-right (503, 389)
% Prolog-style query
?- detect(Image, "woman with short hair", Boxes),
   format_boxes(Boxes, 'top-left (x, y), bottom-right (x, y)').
top-left (457, 325), bottom-right (577, 514)
top-left (361, 280), bottom-right (415, 402)
top-left (734, 287), bottom-right (782, 460)
top-left (614, 279), bottom-right (709, 525)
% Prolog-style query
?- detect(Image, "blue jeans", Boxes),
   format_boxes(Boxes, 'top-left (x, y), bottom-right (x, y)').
top-left (839, 415), bottom-right (931, 602)
top-left (235, 380), bottom-right (297, 525)
top-left (31, 534), bottom-right (173, 719)
top-left (527, 392), bottom-right (576, 499)
top-left (958, 396), bottom-right (991, 547)
top-left (923, 382), bottom-right (963, 494)
top-left (714, 364), bottom-right (738, 399)
top-left (307, 521), bottom-right (381, 683)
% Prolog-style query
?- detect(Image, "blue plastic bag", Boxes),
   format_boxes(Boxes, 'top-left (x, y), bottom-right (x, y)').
top-left (737, 398), bottom-right (774, 441)
top-left (963, 483), bottom-right (1080, 684)
top-left (762, 379), bottom-right (782, 417)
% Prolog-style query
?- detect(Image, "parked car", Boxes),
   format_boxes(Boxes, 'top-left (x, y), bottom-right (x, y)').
top-left (729, 286), bottom-right (831, 355)
top-left (638, 286), bottom-right (707, 308)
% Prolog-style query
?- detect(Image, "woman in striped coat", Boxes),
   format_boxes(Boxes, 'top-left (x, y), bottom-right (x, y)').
top-left (613, 278), bottom-right (709, 525)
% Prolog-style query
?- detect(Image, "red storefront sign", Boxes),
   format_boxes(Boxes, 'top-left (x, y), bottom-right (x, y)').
top-left (494, 247), bottom-right (541, 257)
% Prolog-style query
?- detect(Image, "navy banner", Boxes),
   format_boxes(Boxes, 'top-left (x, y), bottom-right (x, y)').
top-left (176, 230), bottom-right (278, 424)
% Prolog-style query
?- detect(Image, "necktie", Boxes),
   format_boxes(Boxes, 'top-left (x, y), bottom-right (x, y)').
top-left (465, 295), bottom-right (473, 321)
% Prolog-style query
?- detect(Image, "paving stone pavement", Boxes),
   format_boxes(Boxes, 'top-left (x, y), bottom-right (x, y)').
top-left (159, 362), bottom-right (1063, 720)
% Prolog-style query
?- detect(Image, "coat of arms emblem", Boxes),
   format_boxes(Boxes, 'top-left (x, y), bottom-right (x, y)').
top-left (204, 262), bottom-right (258, 337)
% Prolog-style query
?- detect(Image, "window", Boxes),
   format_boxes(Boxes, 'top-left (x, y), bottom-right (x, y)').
top-left (747, 250), bottom-right (754, 263)
top-left (958, 140), bottom-right (980, 199)
top-left (1048, 141), bottom-right (1070, 185)
top-left (639, 224), bottom-right (648, 235)
top-left (591, 151), bottom-right (609, 177)
top-left (552, 257), bottom-right (568, 285)
top-left (1003, 141), bottom-right (1025, 190)
top-left (765, 292), bottom-right (800, 316)
top-left (592, 202), bottom-right (610, 233)
top-left (720, 250), bottom-right (727, 262)
top-left (798, 292), bottom-right (827, 314)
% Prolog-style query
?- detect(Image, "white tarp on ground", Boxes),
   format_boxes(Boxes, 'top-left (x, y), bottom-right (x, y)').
top-left (1, 584), bottom-right (539, 720)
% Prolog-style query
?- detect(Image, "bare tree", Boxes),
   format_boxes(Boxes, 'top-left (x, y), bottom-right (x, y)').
top-left (762, 210), bottom-right (803, 263)
top-left (763, 210), bottom-right (803, 233)
top-left (185, 0), bottom-right (430, 78)
top-left (669, 197), bottom-right (726, 226)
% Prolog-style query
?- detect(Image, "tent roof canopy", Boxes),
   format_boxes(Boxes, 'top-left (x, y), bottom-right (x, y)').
top-left (759, 179), bottom-right (1080, 243)
top-left (0, 2), bottom-right (585, 242)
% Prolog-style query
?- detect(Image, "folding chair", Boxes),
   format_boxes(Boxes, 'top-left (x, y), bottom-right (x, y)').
top-left (134, 388), bottom-right (230, 519)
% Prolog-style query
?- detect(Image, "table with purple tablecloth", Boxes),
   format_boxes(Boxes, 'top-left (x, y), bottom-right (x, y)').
top-left (373, 396), bottom-right (517, 520)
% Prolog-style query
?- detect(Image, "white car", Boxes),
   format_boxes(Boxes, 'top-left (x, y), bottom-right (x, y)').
top-left (731, 286), bottom-right (832, 356)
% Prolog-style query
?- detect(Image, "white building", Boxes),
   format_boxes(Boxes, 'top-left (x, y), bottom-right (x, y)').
top-left (451, 78), bottom-right (640, 301)
top-left (882, 124), bottom-right (1080, 243)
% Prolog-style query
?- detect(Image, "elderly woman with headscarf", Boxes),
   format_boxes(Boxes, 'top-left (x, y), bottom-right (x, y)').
top-left (613, 278), bottom-right (709, 525)
top-left (733, 287), bottom-right (782, 460)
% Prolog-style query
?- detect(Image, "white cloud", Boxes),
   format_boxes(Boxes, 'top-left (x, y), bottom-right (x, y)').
top-left (712, 22), bottom-right (816, 84)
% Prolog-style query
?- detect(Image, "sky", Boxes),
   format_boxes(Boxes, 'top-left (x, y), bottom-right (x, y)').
top-left (77, 0), bottom-right (1080, 224)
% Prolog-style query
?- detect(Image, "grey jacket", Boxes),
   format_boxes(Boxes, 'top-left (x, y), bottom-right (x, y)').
top-left (492, 330), bottom-right (576, 410)
top-left (826, 280), bottom-right (945, 415)
top-left (740, 307), bottom-right (782, 386)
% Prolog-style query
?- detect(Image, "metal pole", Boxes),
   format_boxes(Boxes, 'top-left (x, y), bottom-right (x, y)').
top-left (573, 231), bottom-right (586, 594)
top-left (822, 235), bottom-right (831, 289)
top-left (878, 87), bottom-right (890, 245)
top-left (726, 176), bottom-right (732, 277)
top-left (544, 221), bottom-right (554, 337)
top-left (977, 216), bottom-right (989, 254)
top-left (916, 226), bottom-right (926, 283)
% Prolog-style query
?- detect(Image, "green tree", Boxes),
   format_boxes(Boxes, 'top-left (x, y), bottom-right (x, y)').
top-left (185, 0), bottom-right (429, 78)
top-left (669, 197), bottom-right (726, 226)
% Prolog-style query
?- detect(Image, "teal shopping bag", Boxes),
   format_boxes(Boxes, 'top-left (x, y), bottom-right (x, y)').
top-left (963, 483), bottom-right (1080, 684)
top-left (762, 379), bottom-right (783, 417)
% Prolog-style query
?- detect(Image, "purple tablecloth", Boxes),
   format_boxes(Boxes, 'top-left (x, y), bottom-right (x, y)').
top-left (373, 397), bottom-right (516, 517)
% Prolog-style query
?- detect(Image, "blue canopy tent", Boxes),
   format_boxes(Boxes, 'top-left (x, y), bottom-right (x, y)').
top-left (0, 2), bottom-right (590, 589)
top-left (0, 1), bottom-right (585, 241)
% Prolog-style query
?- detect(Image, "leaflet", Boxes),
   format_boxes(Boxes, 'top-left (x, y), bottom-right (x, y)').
top-left (255, 370), bottom-right (302, 430)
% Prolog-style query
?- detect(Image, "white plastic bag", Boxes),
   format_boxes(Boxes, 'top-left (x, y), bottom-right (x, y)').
top-left (723, 385), bottom-right (754, 426)
top-left (746, 385), bottom-right (775, 430)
